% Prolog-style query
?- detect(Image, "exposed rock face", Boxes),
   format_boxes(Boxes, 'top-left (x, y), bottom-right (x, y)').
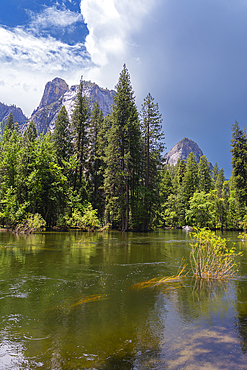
top-left (25, 78), bottom-right (115, 135)
top-left (0, 102), bottom-right (27, 128)
top-left (164, 138), bottom-right (209, 166)
top-left (38, 77), bottom-right (69, 109)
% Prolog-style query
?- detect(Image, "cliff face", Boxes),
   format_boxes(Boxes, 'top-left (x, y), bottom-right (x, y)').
top-left (25, 78), bottom-right (115, 135)
top-left (164, 138), bottom-right (211, 166)
top-left (38, 77), bottom-right (69, 109)
top-left (0, 102), bottom-right (27, 130)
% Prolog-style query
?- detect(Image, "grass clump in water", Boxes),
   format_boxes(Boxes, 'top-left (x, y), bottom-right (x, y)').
top-left (190, 228), bottom-right (242, 280)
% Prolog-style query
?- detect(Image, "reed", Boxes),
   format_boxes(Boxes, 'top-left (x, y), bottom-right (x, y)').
top-left (190, 228), bottom-right (242, 280)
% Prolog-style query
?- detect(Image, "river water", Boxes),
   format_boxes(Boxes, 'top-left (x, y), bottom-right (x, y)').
top-left (0, 229), bottom-right (247, 369)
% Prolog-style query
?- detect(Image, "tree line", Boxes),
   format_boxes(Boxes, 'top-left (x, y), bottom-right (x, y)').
top-left (161, 121), bottom-right (247, 230)
top-left (0, 65), bottom-right (246, 232)
top-left (0, 65), bottom-right (164, 232)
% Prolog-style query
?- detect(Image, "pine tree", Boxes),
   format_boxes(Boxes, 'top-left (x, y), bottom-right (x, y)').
top-left (182, 152), bottom-right (198, 205)
top-left (104, 65), bottom-right (141, 231)
top-left (5, 111), bottom-right (15, 132)
top-left (198, 155), bottom-right (212, 192)
top-left (87, 101), bottom-right (105, 220)
top-left (140, 93), bottom-right (165, 231)
top-left (230, 121), bottom-right (247, 215)
top-left (71, 79), bottom-right (90, 193)
top-left (215, 168), bottom-right (226, 196)
top-left (53, 106), bottom-right (73, 166)
top-left (212, 162), bottom-right (219, 186)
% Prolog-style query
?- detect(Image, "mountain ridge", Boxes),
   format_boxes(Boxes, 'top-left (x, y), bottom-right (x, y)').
top-left (0, 102), bottom-right (28, 133)
top-left (23, 77), bottom-right (115, 134)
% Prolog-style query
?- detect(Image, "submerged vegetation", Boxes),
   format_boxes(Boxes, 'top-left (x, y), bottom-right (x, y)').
top-left (132, 229), bottom-right (242, 289)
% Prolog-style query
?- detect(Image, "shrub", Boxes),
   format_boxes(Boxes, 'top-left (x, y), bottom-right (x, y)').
top-left (16, 213), bottom-right (46, 233)
top-left (190, 228), bottom-right (242, 279)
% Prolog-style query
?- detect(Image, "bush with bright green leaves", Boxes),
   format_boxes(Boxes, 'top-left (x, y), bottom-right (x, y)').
top-left (16, 213), bottom-right (46, 233)
top-left (190, 228), bottom-right (242, 279)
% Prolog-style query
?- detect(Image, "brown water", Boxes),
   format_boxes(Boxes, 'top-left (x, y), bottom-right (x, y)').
top-left (0, 229), bottom-right (246, 369)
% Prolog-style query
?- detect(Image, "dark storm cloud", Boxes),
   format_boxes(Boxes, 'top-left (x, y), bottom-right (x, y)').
top-left (135, 0), bottom-right (247, 177)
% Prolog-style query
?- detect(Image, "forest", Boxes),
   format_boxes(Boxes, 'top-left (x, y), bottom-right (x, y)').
top-left (0, 65), bottom-right (246, 232)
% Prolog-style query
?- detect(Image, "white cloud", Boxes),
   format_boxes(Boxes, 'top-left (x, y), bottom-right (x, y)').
top-left (0, 26), bottom-right (89, 72)
top-left (27, 5), bottom-right (83, 32)
top-left (80, 0), bottom-right (157, 87)
top-left (0, 5), bottom-right (90, 116)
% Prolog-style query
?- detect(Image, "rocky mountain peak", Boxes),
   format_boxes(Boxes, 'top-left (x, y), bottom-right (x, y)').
top-left (24, 78), bottom-right (115, 135)
top-left (38, 77), bottom-right (69, 109)
top-left (0, 102), bottom-right (27, 133)
top-left (164, 138), bottom-right (205, 165)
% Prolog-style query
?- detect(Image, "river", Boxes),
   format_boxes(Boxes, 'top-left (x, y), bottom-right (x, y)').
top-left (0, 229), bottom-right (246, 369)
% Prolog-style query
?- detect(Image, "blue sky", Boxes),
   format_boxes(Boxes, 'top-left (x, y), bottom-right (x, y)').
top-left (1, 0), bottom-right (247, 177)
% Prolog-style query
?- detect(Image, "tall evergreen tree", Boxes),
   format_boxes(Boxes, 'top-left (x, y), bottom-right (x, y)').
top-left (212, 162), bottom-right (219, 186)
top-left (87, 101), bottom-right (105, 219)
top-left (182, 152), bottom-right (199, 205)
top-left (71, 79), bottom-right (90, 193)
top-left (140, 93), bottom-right (165, 231)
top-left (215, 168), bottom-right (226, 196)
top-left (5, 111), bottom-right (15, 132)
top-left (231, 121), bottom-right (247, 215)
top-left (198, 155), bottom-right (212, 192)
top-left (104, 65), bottom-right (141, 231)
top-left (53, 106), bottom-right (73, 166)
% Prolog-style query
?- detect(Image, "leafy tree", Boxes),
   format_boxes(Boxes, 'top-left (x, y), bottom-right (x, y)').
top-left (27, 133), bottom-right (67, 227)
top-left (186, 191), bottom-right (215, 227)
top-left (16, 121), bottom-right (37, 207)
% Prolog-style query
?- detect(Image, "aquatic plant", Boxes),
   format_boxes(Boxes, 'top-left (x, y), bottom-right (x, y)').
top-left (130, 261), bottom-right (188, 290)
top-left (190, 228), bottom-right (242, 280)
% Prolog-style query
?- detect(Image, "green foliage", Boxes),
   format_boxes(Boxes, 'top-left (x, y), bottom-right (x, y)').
top-left (71, 79), bottom-right (90, 191)
top-left (2, 68), bottom-right (247, 233)
top-left (186, 191), bottom-right (215, 228)
top-left (70, 204), bottom-right (100, 231)
top-left (17, 213), bottom-right (46, 233)
top-left (190, 228), bottom-right (242, 279)
top-left (140, 92), bottom-right (165, 231)
top-left (198, 155), bottom-right (212, 192)
top-left (231, 121), bottom-right (247, 217)
top-left (104, 64), bottom-right (141, 231)
top-left (53, 106), bottom-right (73, 165)
top-left (5, 111), bottom-right (15, 132)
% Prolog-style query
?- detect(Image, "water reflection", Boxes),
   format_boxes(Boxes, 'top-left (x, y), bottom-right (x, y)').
top-left (0, 230), bottom-right (246, 369)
